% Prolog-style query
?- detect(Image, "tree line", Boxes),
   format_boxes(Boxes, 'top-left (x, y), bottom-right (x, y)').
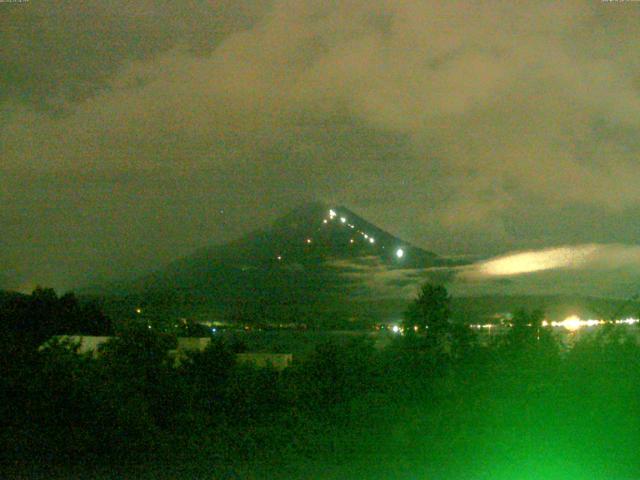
top-left (1, 284), bottom-right (640, 479)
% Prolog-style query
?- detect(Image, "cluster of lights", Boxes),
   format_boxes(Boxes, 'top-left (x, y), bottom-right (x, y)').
top-left (545, 315), bottom-right (639, 331)
top-left (616, 318), bottom-right (640, 325)
top-left (387, 324), bottom-right (421, 335)
top-left (276, 209), bottom-right (408, 262)
top-left (326, 211), bottom-right (376, 244)
top-left (469, 315), bottom-right (640, 332)
top-left (324, 209), bottom-right (405, 258)
top-left (542, 315), bottom-right (600, 331)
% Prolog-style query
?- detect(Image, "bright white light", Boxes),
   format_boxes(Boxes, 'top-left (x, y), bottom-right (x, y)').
top-left (349, 239), bottom-right (354, 244)
top-left (277, 255), bottom-right (282, 261)
top-left (135, 308), bottom-right (142, 314)
top-left (617, 318), bottom-right (640, 325)
top-left (323, 219), bottom-right (328, 224)
top-left (550, 315), bottom-right (601, 331)
top-left (211, 328), bottom-right (217, 333)
top-left (364, 234), bottom-right (368, 239)
top-left (329, 209), bottom-right (337, 218)
top-left (340, 217), bottom-right (347, 223)
top-left (469, 324), bottom-right (495, 329)
top-left (559, 315), bottom-right (582, 332)
top-left (396, 248), bottom-right (404, 259)
top-left (306, 238), bottom-right (312, 244)
top-left (392, 325), bottom-right (401, 333)
top-left (369, 237), bottom-right (375, 244)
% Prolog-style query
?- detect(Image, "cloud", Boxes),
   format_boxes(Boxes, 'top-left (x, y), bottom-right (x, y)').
top-left (466, 244), bottom-right (640, 278)
top-left (327, 256), bottom-right (460, 299)
top-left (453, 244), bottom-right (640, 298)
top-left (469, 245), bottom-right (600, 277)
top-left (0, 1), bottom-right (271, 110)
top-left (2, 0), bottom-right (640, 290)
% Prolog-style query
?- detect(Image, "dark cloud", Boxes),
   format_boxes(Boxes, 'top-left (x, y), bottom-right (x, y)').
top-left (2, 0), bottom-right (640, 292)
top-left (0, 1), bottom-right (271, 110)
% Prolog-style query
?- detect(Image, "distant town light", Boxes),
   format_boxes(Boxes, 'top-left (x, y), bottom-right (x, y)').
top-left (392, 325), bottom-right (401, 334)
top-left (135, 307), bottom-right (142, 314)
top-left (396, 248), bottom-right (404, 259)
top-left (364, 234), bottom-right (368, 239)
top-left (350, 239), bottom-right (354, 244)
top-left (552, 315), bottom-right (605, 331)
top-left (329, 209), bottom-right (337, 218)
top-left (369, 237), bottom-right (375, 244)
top-left (306, 238), bottom-right (312, 244)
top-left (277, 255), bottom-right (282, 261)
top-left (617, 317), bottom-right (640, 325)
top-left (323, 219), bottom-right (328, 224)
top-left (340, 217), bottom-right (347, 223)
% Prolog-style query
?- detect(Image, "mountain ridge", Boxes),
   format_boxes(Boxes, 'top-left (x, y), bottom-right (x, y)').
top-left (81, 202), bottom-right (451, 325)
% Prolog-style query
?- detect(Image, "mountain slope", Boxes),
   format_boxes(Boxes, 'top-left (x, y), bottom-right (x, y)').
top-left (94, 202), bottom-right (450, 325)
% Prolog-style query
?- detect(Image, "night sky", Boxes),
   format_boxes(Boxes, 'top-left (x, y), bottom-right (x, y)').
top-left (2, 1), bottom-right (640, 293)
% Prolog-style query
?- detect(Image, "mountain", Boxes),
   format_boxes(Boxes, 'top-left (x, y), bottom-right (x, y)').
top-left (176, 201), bottom-right (440, 270)
top-left (93, 202), bottom-right (451, 326)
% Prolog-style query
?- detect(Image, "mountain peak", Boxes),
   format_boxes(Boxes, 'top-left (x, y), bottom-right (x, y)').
top-left (94, 202), bottom-right (447, 325)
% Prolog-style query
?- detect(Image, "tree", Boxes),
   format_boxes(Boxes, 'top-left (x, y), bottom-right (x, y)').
top-left (0, 287), bottom-right (112, 353)
top-left (499, 308), bottom-right (559, 371)
top-left (403, 282), bottom-right (469, 362)
top-left (404, 283), bottom-right (451, 335)
top-left (505, 308), bottom-right (546, 349)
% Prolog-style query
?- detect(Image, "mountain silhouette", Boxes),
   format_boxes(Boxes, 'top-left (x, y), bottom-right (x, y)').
top-left (93, 202), bottom-right (449, 326)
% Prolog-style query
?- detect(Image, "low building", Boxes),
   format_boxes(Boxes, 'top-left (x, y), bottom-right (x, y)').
top-left (236, 353), bottom-right (293, 371)
top-left (40, 335), bottom-right (112, 356)
top-left (40, 335), bottom-right (293, 370)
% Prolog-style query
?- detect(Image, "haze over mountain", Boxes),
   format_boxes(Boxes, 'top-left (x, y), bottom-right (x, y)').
top-left (85, 202), bottom-right (458, 325)
top-left (74, 201), bottom-right (640, 326)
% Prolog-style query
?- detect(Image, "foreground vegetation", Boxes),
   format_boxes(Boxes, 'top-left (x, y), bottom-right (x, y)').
top-left (1, 287), bottom-right (640, 479)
